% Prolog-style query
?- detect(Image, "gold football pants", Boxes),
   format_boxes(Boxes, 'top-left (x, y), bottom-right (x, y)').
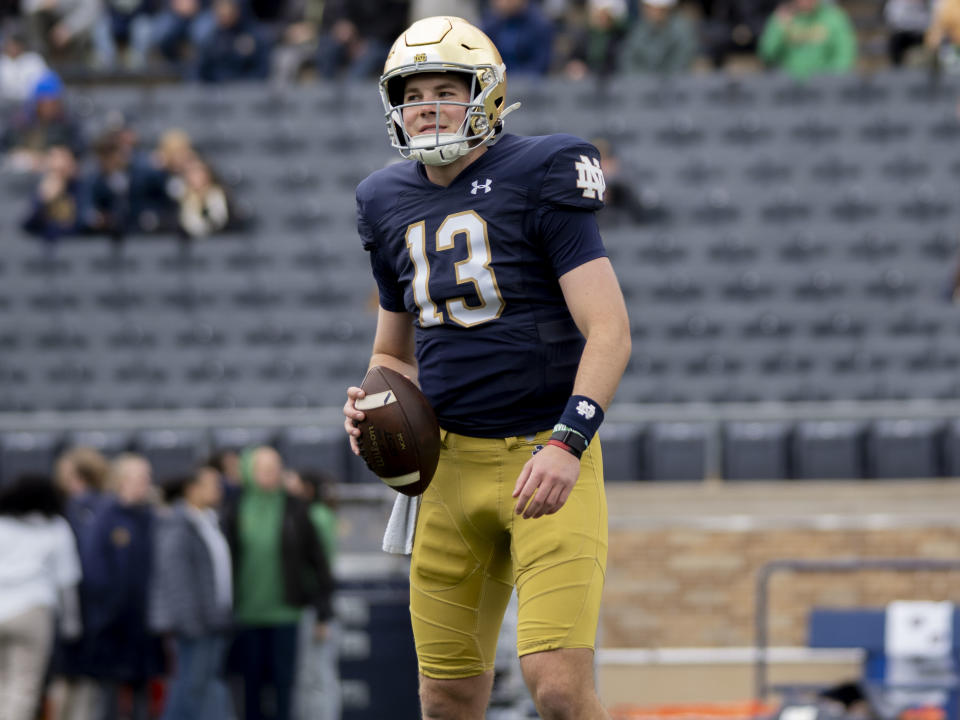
top-left (410, 428), bottom-right (608, 679)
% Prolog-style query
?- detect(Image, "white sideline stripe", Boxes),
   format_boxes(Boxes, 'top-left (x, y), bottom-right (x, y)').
top-left (355, 391), bottom-right (397, 411)
top-left (597, 647), bottom-right (864, 665)
top-left (381, 470), bottom-right (420, 488)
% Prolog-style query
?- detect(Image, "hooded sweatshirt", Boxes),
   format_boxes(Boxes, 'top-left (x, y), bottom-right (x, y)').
top-left (233, 450), bottom-right (300, 625)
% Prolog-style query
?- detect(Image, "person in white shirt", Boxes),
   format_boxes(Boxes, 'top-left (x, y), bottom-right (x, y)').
top-left (0, 27), bottom-right (49, 105)
top-left (0, 473), bottom-right (82, 720)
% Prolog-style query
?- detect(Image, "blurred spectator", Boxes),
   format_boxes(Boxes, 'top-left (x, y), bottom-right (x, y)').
top-left (85, 454), bottom-right (163, 720)
top-left (174, 155), bottom-right (230, 237)
top-left (151, 127), bottom-right (197, 174)
top-left (313, 0), bottom-right (409, 79)
top-left (195, 0), bottom-right (270, 82)
top-left (206, 446), bottom-right (243, 503)
top-left (1, 70), bottom-right (85, 172)
top-left (0, 474), bottom-right (82, 720)
top-left (925, 0), bottom-right (960, 69)
top-left (619, 0), bottom-right (698, 74)
top-left (884, 0), bottom-right (931, 65)
top-left (21, 144), bottom-right (88, 241)
top-left (563, 0), bottom-right (630, 79)
top-left (285, 469), bottom-right (340, 720)
top-left (0, 24), bottom-right (49, 105)
top-left (269, 0), bottom-right (323, 82)
top-left (150, 466), bottom-right (233, 720)
top-left (223, 447), bottom-right (334, 720)
top-left (87, 129), bottom-right (173, 240)
top-left (758, 0), bottom-right (856, 78)
top-left (91, 0), bottom-right (157, 70)
top-left (702, 0), bottom-right (778, 67)
top-left (592, 136), bottom-right (659, 226)
top-left (49, 447), bottom-right (111, 720)
top-left (21, 0), bottom-right (100, 64)
top-left (151, 0), bottom-right (216, 66)
top-left (481, 0), bottom-right (554, 76)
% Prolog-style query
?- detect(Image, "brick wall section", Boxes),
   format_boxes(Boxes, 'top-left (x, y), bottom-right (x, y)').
top-left (601, 483), bottom-right (960, 648)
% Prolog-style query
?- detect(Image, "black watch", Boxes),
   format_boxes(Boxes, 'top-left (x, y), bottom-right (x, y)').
top-left (550, 429), bottom-right (588, 458)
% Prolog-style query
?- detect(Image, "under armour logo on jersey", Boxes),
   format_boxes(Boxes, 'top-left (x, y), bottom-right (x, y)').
top-left (471, 178), bottom-right (492, 195)
top-left (576, 400), bottom-right (596, 419)
top-left (574, 155), bottom-right (606, 201)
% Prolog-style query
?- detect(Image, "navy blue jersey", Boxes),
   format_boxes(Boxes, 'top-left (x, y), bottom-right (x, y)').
top-left (356, 133), bottom-right (607, 437)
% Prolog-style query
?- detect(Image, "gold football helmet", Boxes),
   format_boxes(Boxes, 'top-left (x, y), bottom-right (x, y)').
top-left (380, 16), bottom-right (520, 166)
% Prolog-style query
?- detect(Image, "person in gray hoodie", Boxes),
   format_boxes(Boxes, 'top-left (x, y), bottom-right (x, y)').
top-left (151, 465), bottom-right (234, 720)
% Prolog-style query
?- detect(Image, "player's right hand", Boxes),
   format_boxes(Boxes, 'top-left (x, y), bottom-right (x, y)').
top-left (343, 386), bottom-right (366, 456)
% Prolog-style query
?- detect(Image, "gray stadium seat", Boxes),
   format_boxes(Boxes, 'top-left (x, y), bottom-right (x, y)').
top-left (277, 425), bottom-right (352, 483)
top-left (210, 426), bottom-right (279, 453)
top-left (865, 419), bottom-right (943, 479)
top-left (596, 424), bottom-right (644, 482)
top-left (645, 422), bottom-right (708, 481)
top-left (723, 421), bottom-right (791, 481)
top-left (134, 428), bottom-right (208, 482)
top-left (0, 431), bottom-right (62, 484)
top-left (792, 420), bottom-right (865, 479)
top-left (66, 430), bottom-right (133, 456)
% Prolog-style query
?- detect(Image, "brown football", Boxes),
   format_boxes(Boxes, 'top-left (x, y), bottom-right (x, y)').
top-left (354, 366), bottom-right (441, 496)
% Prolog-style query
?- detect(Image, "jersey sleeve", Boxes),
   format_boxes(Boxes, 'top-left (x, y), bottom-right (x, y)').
top-left (537, 140), bottom-right (606, 212)
top-left (357, 182), bottom-right (406, 312)
top-left (536, 139), bottom-right (608, 277)
top-left (367, 246), bottom-right (405, 312)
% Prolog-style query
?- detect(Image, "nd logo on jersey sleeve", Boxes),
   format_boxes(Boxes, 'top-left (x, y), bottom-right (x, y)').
top-left (574, 155), bottom-right (606, 202)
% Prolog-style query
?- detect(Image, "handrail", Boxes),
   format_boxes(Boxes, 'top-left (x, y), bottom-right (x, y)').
top-left (754, 557), bottom-right (960, 706)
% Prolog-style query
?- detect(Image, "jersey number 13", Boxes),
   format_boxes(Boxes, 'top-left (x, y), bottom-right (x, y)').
top-left (405, 210), bottom-right (505, 328)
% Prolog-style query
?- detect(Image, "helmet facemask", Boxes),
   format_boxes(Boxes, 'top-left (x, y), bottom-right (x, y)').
top-left (380, 63), bottom-right (504, 167)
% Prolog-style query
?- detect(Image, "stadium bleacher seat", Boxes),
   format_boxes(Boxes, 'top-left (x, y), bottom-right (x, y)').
top-left (723, 421), bottom-right (791, 481)
top-left (0, 431), bottom-right (62, 485)
top-left (645, 422), bottom-right (708, 481)
top-left (276, 425), bottom-right (352, 483)
top-left (792, 420), bottom-right (866, 480)
top-left (66, 429), bottom-right (133, 456)
top-left (866, 419), bottom-right (944, 479)
top-left (134, 428), bottom-right (208, 482)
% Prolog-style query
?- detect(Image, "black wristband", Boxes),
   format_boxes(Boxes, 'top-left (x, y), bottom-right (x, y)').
top-left (550, 429), bottom-right (587, 459)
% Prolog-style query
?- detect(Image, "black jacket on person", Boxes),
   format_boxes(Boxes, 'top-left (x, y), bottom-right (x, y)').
top-left (221, 492), bottom-right (334, 622)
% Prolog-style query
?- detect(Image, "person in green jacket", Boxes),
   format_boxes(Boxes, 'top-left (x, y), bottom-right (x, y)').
top-left (759, 0), bottom-right (857, 78)
top-left (222, 446), bottom-right (333, 720)
top-left (619, 0), bottom-right (699, 74)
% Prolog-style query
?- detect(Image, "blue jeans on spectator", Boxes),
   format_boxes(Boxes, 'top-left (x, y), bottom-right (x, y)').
top-left (294, 610), bottom-right (340, 720)
top-left (152, 10), bottom-right (216, 62)
top-left (161, 633), bottom-right (231, 720)
top-left (234, 625), bottom-right (298, 720)
top-left (92, 11), bottom-right (154, 69)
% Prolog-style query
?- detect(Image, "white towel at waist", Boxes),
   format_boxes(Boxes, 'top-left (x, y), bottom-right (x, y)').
top-left (382, 493), bottom-right (421, 555)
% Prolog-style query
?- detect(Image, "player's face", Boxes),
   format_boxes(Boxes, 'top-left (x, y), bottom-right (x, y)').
top-left (401, 74), bottom-right (472, 138)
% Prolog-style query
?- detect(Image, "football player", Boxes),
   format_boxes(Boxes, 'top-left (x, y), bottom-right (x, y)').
top-left (343, 16), bottom-right (631, 720)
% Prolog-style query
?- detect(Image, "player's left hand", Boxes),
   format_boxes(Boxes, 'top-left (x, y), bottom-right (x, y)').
top-left (512, 445), bottom-right (580, 519)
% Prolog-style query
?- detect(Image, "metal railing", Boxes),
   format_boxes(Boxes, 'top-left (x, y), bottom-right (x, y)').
top-left (754, 557), bottom-right (960, 704)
